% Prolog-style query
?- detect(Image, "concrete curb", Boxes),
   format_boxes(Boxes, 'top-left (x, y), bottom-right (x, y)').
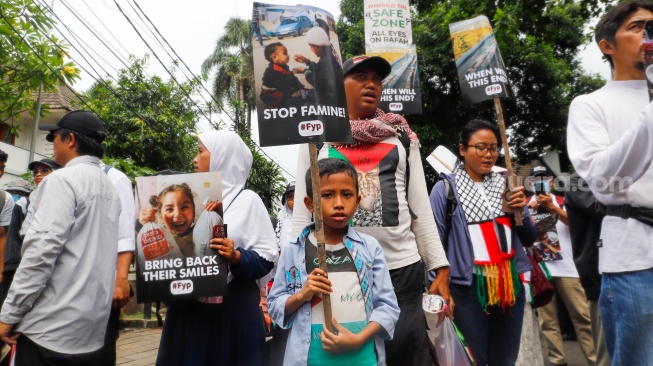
top-left (120, 318), bottom-right (162, 329)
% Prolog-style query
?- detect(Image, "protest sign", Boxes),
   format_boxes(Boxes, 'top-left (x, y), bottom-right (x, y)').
top-left (364, 0), bottom-right (422, 114)
top-left (449, 15), bottom-right (522, 224)
top-left (134, 172), bottom-right (227, 303)
top-left (252, 2), bottom-right (352, 146)
top-left (449, 16), bottom-right (513, 104)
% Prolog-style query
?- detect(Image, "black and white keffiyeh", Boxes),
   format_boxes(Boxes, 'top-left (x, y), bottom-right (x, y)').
top-left (453, 164), bottom-right (520, 309)
top-left (454, 164), bottom-right (505, 224)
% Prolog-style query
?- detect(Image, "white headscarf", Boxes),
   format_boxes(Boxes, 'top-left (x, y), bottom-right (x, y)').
top-left (198, 131), bottom-right (277, 266)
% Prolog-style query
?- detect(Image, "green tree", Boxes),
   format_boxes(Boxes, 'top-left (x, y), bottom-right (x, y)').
top-left (201, 17), bottom-right (255, 134)
top-left (81, 56), bottom-right (201, 173)
top-left (0, 0), bottom-right (79, 129)
top-left (338, 0), bottom-right (613, 185)
top-left (243, 137), bottom-right (286, 215)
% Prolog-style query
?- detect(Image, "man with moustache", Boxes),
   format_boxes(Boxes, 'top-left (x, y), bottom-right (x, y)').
top-left (567, 2), bottom-right (653, 364)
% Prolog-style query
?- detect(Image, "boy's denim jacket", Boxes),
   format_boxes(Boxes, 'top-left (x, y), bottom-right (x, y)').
top-left (268, 224), bottom-right (400, 366)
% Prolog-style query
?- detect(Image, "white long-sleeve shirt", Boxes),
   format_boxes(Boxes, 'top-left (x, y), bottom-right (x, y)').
top-left (567, 80), bottom-right (653, 273)
top-left (103, 163), bottom-right (135, 253)
top-left (291, 139), bottom-right (449, 272)
top-left (0, 155), bottom-right (121, 354)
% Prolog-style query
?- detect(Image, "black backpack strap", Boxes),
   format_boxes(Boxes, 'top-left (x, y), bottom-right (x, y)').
top-left (443, 179), bottom-right (457, 246)
top-left (398, 130), bottom-right (417, 220)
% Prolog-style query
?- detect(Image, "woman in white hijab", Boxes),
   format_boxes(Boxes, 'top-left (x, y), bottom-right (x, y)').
top-left (156, 131), bottom-right (277, 366)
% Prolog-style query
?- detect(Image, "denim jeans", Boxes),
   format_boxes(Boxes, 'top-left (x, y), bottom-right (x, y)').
top-left (450, 278), bottom-right (525, 366)
top-left (599, 267), bottom-right (653, 365)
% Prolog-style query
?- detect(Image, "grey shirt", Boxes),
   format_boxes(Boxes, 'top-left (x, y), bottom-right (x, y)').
top-left (0, 155), bottom-right (121, 354)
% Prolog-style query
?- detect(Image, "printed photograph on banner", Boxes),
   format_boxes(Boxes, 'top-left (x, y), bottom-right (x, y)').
top-left (368, 47), bottom-right (423, 114)
top-left (449, 15), bottom-right (514, 104)
top-left (252, 2), bottom-right (352, 146)
top-left (134, 172), bottom-right (228, 303)
top-left (363, 0), bottom-right (412, 49)
top-left (328, 144), bottom-right (402, 228)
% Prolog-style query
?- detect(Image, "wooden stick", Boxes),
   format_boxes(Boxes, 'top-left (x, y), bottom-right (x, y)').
top-left (429, 152), bottom-right (454, 172)
top-left (308, 143), bottom-right (334, 332)
top-left (493, 97), bottom-right (523, 226)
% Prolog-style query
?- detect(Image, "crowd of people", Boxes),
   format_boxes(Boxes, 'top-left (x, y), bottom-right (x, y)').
top-left (0, 2), bottom-right (650, 366)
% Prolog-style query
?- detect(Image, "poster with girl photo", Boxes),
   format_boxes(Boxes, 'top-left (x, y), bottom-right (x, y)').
top-left (134, 172), bottom-right (228, 303)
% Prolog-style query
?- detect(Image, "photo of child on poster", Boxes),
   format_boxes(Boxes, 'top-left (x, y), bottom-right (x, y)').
top-left (253, 2), bottom-right (352, 147)
top-left (449, 16), bottom-right (514, 104)
top-left (134, 172), bottom-right (228, 303)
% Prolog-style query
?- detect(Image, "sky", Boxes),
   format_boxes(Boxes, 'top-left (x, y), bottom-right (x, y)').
top-left (46, 0), bottom-right (612, 182)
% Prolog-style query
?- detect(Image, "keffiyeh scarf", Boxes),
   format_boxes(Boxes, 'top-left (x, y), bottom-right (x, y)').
top-left (454, 164), bottom-right (521, 310)
top-left (349, 109), bottom-right (418, 144)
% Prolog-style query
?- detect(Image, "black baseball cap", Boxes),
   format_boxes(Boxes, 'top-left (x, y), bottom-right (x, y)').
top-left (282, 181), bottom-right (295, 205)
top-left (342, 55), bottom-right (392, 80)
top-left (39, 110), bottom-right (106, 141)
top-left (28, 158), bottom-right (61, 172)
top-left (530, 165), bottom-right (552, 177)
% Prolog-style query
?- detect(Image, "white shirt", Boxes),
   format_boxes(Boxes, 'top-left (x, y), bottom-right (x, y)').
top-left (0, 192), bottom-right (14, 226)
top-left (567, 80), bottom-right (653, 273)
top-left (103, 163), bottom-right (136, 253)
top-left (0, 156), bottom-right (121, 354)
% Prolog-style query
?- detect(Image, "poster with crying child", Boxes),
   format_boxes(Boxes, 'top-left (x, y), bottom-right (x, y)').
top-left (134, 172), bottom-right (228, 303)
top-left (252, 2), bottom-right (352, 147)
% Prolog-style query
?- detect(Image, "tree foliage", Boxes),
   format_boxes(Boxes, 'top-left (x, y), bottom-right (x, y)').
top-left (0, 0), bottom-right (79, 127)
top-left (338, 0), bottom-right (614, 185)
top-left (81, 56), bottom-right (201, 173)
top-left (202, 17), bottom-right (255, 134)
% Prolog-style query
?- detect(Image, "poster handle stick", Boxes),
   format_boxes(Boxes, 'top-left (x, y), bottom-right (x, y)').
top-left (429, 152), bottom-right (453, 172)
top-left (493, 97), bottom-right (524, 226)
top-left (308, 143), bottom-right (334, 332)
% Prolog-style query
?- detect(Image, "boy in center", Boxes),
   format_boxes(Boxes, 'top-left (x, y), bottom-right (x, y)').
top-left (268, 158), bottom-right (399, 366)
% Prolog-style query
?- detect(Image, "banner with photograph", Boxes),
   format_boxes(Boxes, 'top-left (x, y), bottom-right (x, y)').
top-left (449, 16), bottom-right (513, 104)
top-left (252, 2), bottom-right (352, 147)
top-left (134, 172), bottom-right (228, 303)
top-left (364, 0), bottom-right (422, 114)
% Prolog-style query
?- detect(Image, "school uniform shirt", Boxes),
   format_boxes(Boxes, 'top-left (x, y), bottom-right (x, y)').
top-left (268, 225), bottom-right (400, 366)
top-left (0, 155), bottom-right (121, 354)
top-left (567, 80), bottom-right (653, 273)
top-left (291, 139), bottom-right (449, 272)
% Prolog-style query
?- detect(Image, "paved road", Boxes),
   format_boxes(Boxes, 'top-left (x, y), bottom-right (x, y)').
top-left (117, 328), bottom-right (162, 366)
top-left (116, 327), bottom-right (589, 366)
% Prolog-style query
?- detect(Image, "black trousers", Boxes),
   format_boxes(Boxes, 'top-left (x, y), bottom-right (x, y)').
top-left (15, 335), bottom-right (104, 366)
top-left (96, 306), bottom-right (121, 365)
top-left (384, 261), bottom-right (438, 366)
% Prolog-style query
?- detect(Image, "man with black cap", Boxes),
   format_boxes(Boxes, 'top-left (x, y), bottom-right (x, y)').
top-left (527, 165), bottom-right (596, 366)
top-left (292, 56), bottom-right (450, 365)
top-left (0, 110), bottom-right (121, 365)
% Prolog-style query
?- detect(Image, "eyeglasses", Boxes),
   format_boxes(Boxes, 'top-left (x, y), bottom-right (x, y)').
top-left (467, 144), bottom-right (501, 156)
top-left (33, 168), bottom-right (53, 176)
